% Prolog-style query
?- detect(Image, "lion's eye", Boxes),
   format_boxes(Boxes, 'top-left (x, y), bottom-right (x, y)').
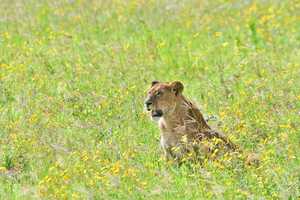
top-left (156, 91), bottom-right (162, 97)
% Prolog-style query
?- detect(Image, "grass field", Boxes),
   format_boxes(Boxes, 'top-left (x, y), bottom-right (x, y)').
top-left (1, 0), bottom-right (300, 199)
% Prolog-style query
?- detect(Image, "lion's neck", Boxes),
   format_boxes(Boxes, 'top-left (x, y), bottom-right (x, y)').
top-left (160, 95), bottom-right (189, 130)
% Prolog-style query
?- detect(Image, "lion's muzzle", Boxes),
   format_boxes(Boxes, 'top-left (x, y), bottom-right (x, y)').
top-left (151, 109), bottom-right (163, 117)
top-left (144, 98), bottom-right (152, 111)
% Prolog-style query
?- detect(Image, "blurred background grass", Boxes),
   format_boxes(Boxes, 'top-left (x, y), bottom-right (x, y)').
top-left (0, 0), bottom-right (299, 199)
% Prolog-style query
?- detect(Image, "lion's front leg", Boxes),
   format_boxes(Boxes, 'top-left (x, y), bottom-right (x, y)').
top-left (164, 147), bottom-right (174, 161)
top-left (160, 137), bottom-right (172, 161)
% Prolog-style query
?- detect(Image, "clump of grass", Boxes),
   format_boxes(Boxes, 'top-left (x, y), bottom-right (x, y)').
top-left (3, 154), bottom-right (14, 170)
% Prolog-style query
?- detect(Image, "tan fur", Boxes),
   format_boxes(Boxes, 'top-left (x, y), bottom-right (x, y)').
top-left (145, 81), bottom-right (236, 161)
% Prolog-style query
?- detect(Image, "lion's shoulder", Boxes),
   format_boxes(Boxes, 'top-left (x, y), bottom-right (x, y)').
top-left (181, 97), bottom-right (210, 130)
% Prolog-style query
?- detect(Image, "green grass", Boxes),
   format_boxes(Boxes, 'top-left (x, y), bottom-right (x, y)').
top-left (0, 0), bottom-right (300, 199)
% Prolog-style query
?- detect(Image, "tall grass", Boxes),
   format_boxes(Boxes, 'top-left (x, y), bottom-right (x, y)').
top-left (0, 0), bottom-right (299, 199)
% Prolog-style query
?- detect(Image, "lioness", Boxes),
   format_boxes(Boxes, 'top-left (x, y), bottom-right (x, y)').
top-left (145, 80), bottom-right (237, 162)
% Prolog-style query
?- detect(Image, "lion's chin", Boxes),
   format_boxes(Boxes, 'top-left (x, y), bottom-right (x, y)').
top-left (151, 116), bottom-right (161, 122)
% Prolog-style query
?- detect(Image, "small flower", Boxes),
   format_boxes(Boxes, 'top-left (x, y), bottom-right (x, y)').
top-left (111, 161), bottom-right (121, 175)
top-left (215, 32), bottom-right (222, 37)
top-left (222, 42), bottom-right (229, 47)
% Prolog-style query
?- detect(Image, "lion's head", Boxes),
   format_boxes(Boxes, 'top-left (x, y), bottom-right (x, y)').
top-left (144, 81), bottom-right (184, 121)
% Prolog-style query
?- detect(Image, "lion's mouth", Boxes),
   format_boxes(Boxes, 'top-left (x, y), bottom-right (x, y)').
top-left (151, 110), bottom-right (163, 118)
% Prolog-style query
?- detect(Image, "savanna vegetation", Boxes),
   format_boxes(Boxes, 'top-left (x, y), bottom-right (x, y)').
top-left (0, 0), bottom-right (300, 199)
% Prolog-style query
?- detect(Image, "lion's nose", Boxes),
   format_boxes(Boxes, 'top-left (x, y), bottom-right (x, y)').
top-left (145, 101), bottom-right (152, 106)
top-left (145, 100), bottom-right (152, 111)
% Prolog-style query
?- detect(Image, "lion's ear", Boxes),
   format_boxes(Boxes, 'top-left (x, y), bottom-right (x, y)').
top-left (171, 81), bottom-right (184, 95)
top-left (151, 80), bottom-right (159, 87)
